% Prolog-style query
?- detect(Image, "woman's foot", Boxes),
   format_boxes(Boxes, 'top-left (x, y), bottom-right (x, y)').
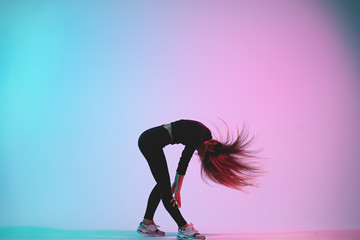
top-left (177, 223), bottom-right (205, 239)
top-left (137, 221), bottom-right (165, 236)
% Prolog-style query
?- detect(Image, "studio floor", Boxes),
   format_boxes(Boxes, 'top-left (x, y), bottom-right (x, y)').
top-left (1, 227), bottom-right (360, 240)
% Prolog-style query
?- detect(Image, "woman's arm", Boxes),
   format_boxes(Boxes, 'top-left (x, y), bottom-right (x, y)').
top-left (171, 173), bottom-right (184, 208)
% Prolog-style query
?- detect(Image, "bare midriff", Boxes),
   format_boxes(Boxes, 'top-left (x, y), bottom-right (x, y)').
top-left (162, 123), bottom-right (173, 144)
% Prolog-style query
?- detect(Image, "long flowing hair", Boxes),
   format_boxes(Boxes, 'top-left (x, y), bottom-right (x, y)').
top-left (197, 121), bottom-right (262, 191)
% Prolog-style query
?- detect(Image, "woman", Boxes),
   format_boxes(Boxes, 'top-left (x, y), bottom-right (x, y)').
top-left (136, 119), bottom-right (260, 239)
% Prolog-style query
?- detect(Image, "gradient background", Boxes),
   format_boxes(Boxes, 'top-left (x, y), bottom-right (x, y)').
top-left (1, 0), bottom-right (360, 234)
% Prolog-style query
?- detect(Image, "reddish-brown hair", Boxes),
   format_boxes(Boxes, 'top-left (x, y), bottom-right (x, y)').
top-left (197, 124), bottom-right (262, 191)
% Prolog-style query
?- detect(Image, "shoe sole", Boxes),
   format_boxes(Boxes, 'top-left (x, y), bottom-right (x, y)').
top-left (137, 229), bottom-right (165, 237)
top-left (177, 234), bottom-right (205, 240)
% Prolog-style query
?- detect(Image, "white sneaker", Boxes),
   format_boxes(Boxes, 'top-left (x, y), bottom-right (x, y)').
top-left (177, 223), bottom-right (204, 239)
top-left (137, 222), bottom-right (165, 236)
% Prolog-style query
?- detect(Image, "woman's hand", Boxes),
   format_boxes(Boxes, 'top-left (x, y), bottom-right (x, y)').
top-left (171, 173), bottom-right (184, 208)
top-left (171, 186), bottom-right (182, 208)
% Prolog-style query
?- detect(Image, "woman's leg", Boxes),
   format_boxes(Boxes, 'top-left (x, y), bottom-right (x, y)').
top-left (144, 184), bottom-right (161, 220)
top-left (143, 147), bottom-right (187, 228)
top-left (138, 126), bottom-right (187, 228)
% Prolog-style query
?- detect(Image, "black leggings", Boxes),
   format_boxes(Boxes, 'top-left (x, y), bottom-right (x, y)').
top-left (138, 125), bottom-right (187, 228)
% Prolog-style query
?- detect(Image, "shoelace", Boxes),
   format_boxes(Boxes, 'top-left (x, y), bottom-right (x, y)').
top-left (186, 223), bottom-right (199, 234)
top-left (146, 223), bottom-right (160, 232)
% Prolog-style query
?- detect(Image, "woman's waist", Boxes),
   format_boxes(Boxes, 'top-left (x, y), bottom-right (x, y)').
top-left (162, 123), bottom-right (173, 144)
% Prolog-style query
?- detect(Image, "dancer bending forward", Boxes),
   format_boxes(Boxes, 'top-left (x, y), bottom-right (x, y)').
top-left (137, 119), bottom-right (260, 239)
